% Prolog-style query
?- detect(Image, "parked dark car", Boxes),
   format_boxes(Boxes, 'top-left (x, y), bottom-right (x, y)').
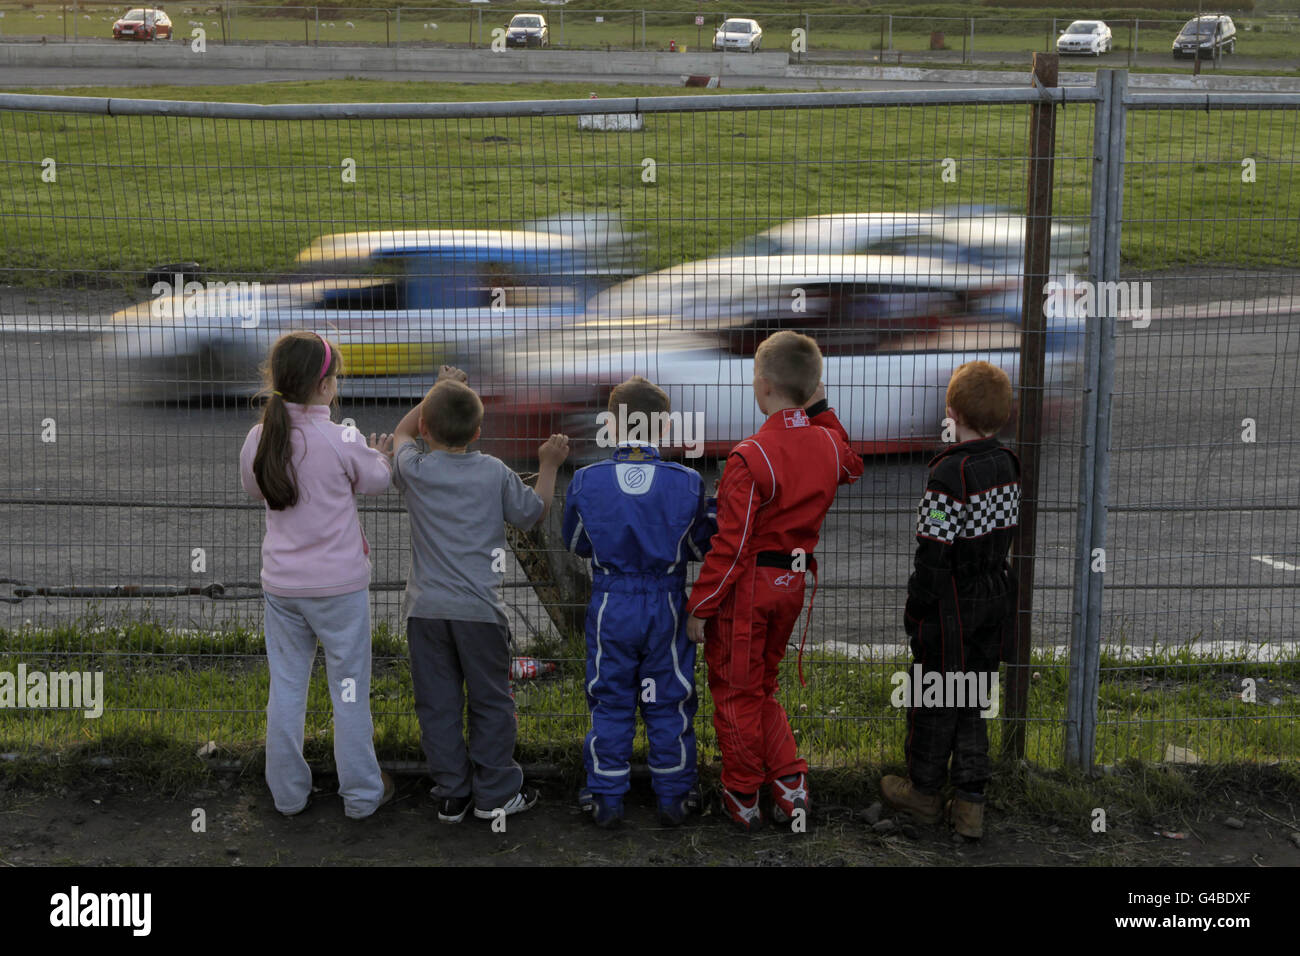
top-left (505, 14), bottom-right (548, 48)
top-left (1172, 15), bottom-right (1236, 58)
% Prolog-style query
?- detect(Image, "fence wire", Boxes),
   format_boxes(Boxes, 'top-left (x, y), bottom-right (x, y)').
top-left (0, 79), bottom-right (1294, 773)
top-left (1091, 94), bottom-right (1300, 766)
top-left (2, 5), bottom-right (1297, 70)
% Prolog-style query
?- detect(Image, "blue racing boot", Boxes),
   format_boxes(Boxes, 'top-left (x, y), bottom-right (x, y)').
top-left (578, 788), bottom-right (624, 829)
top-left (657, 784), bottom-right (703, 827)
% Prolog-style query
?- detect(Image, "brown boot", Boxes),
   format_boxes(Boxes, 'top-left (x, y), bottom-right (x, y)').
top-left (946, 796), bottom-right (984, 839)
top-left (879, 775), bottom-right (942, 825)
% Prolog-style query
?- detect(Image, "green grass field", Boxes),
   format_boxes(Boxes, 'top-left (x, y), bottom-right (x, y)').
top-left (1, 78), bottom-right (1297, 288)
top-left (1, 619), bottom-right (1295, 783)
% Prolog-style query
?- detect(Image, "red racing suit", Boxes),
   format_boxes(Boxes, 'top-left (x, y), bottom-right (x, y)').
top-left (686, 401), bottom-right (863, 793)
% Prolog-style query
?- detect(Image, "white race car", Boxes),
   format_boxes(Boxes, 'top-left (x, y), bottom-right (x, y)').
top-left (476, 254), bottom-right (1083, 463)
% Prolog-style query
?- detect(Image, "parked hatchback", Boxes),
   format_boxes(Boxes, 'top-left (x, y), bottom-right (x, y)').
top-left (1172, 15), bottom-right (1236, 58)
top-left (713, 18), bottom-right (762, 53)
top-left (505, 14), bottom-right (548, 48)
top-left (112, 7), bottom-right (173, 40)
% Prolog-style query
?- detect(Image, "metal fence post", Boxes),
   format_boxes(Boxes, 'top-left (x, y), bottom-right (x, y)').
top-left (970, 16), bottom-right (974, 59)
top-left (641, 9), bottom-right (646, 50)
top-left (394, 7), bottom-right (399, 48)
top-left (1078, 69), bottom-right (1127, 771)
top-left (1066, 69), bottom-right (1113, 768)
top-left (1004, 53), bottom-right (1060, 758)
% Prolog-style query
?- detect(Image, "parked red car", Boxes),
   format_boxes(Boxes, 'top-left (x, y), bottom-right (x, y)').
top-left (112, 7), bottom-right (174, 40)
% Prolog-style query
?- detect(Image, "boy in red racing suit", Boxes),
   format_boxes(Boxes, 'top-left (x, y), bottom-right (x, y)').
top-left (685, 331), bottom-right (863, 832)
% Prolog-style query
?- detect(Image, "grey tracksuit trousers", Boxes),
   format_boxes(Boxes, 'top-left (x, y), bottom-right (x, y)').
top-left (407, 617), bottom-right (523, 810)
top-left (263, 589), bottom-right (385, 818)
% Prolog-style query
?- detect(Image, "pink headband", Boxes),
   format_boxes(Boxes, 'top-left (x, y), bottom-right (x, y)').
top-left (317, 335), bottom-right (332, 380)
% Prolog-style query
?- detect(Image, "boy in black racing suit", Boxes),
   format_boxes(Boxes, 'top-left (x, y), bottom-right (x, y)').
top-left (882, 361), bottom-right (1020, 840)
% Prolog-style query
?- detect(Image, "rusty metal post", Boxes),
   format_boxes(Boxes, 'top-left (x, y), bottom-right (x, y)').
top-left (1003, 52), bottom-right (1058, 758)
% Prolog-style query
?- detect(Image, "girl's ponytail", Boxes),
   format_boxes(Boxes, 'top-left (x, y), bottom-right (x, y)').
top-left (252, 331), bottom-right (342, 510)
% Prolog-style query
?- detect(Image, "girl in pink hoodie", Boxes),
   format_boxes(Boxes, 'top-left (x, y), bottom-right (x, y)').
top-left (239, 331), bottom-right (396, 819)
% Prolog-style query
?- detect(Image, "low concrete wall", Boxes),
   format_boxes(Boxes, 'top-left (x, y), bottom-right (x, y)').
top-left (3, 42), bottom-right (1298, 91)
top-left (787, 62), bottom-right (1300, 93)
top-left (0, 42), bottom-right (790, 77)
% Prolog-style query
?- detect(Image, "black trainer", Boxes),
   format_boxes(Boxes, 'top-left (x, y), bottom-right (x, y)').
top-left (437, 794), bottom-right (471, 824)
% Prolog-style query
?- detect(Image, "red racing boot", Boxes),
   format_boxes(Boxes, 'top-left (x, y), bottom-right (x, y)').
top-left (770, 772), bottom-right (809, 826)
top-left (721, 789), bottom-right (764, 833)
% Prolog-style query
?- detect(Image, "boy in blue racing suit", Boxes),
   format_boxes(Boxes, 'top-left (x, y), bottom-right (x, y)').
top-left (562, 376), bottom-right (716, 828)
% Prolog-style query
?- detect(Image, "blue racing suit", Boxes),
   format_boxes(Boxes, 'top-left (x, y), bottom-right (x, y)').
top-left (561, 444), bottom-right (716, 799)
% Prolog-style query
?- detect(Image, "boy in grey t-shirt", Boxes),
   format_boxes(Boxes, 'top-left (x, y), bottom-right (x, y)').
top-left (391, 366), bottom-right (570, 823)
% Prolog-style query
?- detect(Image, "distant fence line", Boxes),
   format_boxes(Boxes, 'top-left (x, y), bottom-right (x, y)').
top-left (0, 3), bottom-right (1296, 66)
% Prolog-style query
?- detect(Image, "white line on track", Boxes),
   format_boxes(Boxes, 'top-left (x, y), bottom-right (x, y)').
top-left (1252, 555), bottom-right (1299, 572)
top-left (0, 316), bottom-right (113, 334)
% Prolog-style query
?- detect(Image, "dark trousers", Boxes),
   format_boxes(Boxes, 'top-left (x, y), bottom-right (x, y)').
top-left (904, 594), bottom-right (1007, 796)
top-left (407, 617), bottom-right (523, 810)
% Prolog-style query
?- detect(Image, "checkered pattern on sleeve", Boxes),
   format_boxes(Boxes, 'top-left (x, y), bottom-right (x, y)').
top-left (963, 482), bottom-right (1021, 538)
top-left (916, 490), bottom-right (964, 544)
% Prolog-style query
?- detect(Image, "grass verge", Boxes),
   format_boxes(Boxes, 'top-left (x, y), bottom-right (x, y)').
top-left (1, 618), bottom-right (1295, 797)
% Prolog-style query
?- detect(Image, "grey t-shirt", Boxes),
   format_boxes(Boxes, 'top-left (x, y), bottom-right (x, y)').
top-left (393, 443), bottom-right (545, 626)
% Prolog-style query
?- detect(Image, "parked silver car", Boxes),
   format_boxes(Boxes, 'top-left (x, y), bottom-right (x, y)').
top-left (713, 18), bottom-right (762, 52)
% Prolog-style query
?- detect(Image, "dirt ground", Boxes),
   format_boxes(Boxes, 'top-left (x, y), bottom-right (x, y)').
top-left (2, 771), bottom-right (1298, 867)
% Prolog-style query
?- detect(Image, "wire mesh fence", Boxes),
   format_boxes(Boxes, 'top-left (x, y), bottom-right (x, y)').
top-left (0, 76), bottom-right (1295, 774)
top-left (1090, 91), bottom-right (1300, 767)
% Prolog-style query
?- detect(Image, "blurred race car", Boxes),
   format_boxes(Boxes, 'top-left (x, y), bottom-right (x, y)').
top-left (720, 211), bottom-right (1089, 326)
top-left (105, 225), bottom-right (635, 401)
top-left (475, 253), bottom-right (1084, 463)
top-left (718, 213), bottom-right (944, 258)
top-left (722, 212), bottom-right (1088, 281)
top-left (112, 7), bottom-right (173, 40)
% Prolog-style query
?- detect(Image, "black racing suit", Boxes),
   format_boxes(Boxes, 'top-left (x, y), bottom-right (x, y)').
top-left (903, 436), bottom-right (1020, 798)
